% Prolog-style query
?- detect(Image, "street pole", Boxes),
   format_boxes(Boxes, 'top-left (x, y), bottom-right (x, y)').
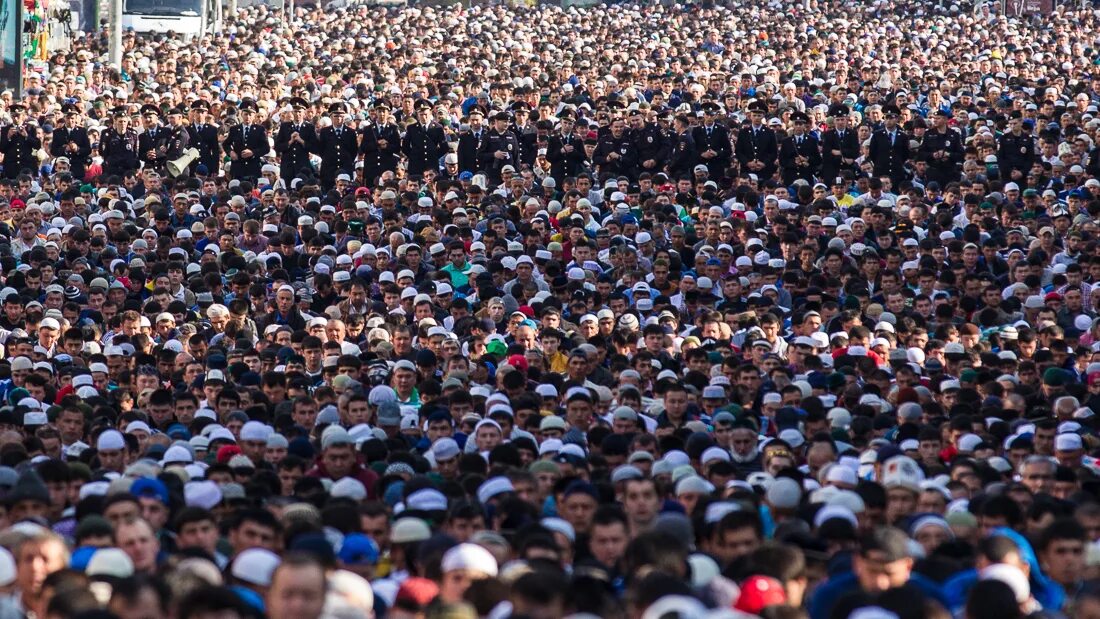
top-left (109, 0), bottom-right (122, 68)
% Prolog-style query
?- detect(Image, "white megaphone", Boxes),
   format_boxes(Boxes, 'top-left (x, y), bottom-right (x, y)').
top-left (167, 148), bottom-right (200, 178)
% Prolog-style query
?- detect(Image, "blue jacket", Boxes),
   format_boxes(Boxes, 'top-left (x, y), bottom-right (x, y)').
top-left (808, 572), bottom-right (948, 619)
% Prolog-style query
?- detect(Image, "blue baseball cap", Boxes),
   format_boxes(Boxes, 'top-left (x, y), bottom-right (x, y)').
top-left (130, 478), bottom-right (169, 505)
top-left (338, 533), bottom-right (380, 566)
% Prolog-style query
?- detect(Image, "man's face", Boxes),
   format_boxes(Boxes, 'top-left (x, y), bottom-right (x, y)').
top-left (230, 520), bottom-right (277, 554)
top-left (855, 551), bottom-right (912, 593)
top-left (589, 521), bottom-right (628, 568)
top-left (267, 563), bottom-right (327, 619)
top-left (322, 445), bottom-right (355, 478)
top-left (1042, 538), bottom-right (1085, 586)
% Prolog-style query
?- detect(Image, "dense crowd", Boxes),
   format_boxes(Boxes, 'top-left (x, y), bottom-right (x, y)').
top-left (0, 0), bottom-right (1099, 617)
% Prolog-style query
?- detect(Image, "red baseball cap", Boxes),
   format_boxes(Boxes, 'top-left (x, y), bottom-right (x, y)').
top-left (734, 575), bottom-right (787, 614)
top-left (395, 577), bottom-right (439, 610)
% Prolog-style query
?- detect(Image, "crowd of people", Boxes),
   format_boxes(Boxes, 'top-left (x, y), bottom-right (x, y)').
top-left (0, 0), bottom-right (1098, 617)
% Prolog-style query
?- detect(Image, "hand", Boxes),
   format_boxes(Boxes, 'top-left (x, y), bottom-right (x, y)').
top-left (831, 149), bottom-right (841, 156)
top-left (147, 150), bottom-right (157, 158)
top-left (242, 149), bottom-right (253, 158)
top-left (230, 152), bottom-right (239, 160)
top-left (644, 159), bottom-right (656, 168)
top-left (378, 139), bottom-right (387, 148)
top-left (495, 150), bottom-right (507, 159)
top-left (563, 144), bottom-right (573, 152)
top-left (608, 152), bottom-right (619, 160)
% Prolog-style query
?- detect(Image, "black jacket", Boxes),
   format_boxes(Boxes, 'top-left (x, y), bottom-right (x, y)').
top-left (50, 126), bottom-right (92, 180)
top-left (819, 128), bottom-right (859, 183)
top-left (315, 124), bottom-right (359, 181)
top-left (691, 123), bottom-right (732, 177)
top-left (402, 122), bottom-right (448, 177)
top-left (222, 123), bottom-right (270, 180)
top-left (735, 124), bottom-right (778, 180)
top-left (867, 128), bottom-right (910, 183)
top-left (779, 133), bottom-right (822, 185)
top-left (274, 121), bottom-right (318, 180)
top-left (476, 128), bottom-right (521, 183)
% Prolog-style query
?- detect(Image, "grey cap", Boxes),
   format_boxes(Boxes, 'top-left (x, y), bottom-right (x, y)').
top-left (610, 465), bottom-right (644, 484)
top-left (266, 434), bottom-right (288, 449)
top-left (766, 477), bottom-right (803, 509)
top-left (378, 402), bottom-right (402, 426)
top-left (654, 512), bottom-right (695, 551)
top-left (316, 405), bottom-right (340, 426)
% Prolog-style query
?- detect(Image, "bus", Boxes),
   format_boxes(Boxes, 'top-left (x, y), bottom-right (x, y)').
top-left (121, 0), bottom-right (211, 37)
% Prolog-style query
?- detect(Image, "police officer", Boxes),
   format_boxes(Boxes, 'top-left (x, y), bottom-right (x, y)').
top-left (919, 109), bottom-right (963, 185)
top-left (779, 111), bottom-right (822, 185)
top-left (512, 103), bottom-right (539, 169)
top-left (222, 99), bottom-right (270, 182)
top-left (477, 111), bottom-right (521, 185)
top-left (163, 106), bottom-right (192, 172)
top-left (632, 109), bottom-right (670, 174)
top-left (274, 97), bottom-right (317, 182)
top-left (0, 104), bottom-right (39, 179)
top-left (457, 109), bottom-right (485, 175)
top-left (50, 104), bottom-right (91, 181)
top-left (999, 112), bottom-right (1035, 183)
top-left (819, 104), bottom-right (858, 184)
top-left (692, 102), bottom-right (732, 178)
top-left (735, 99), bottom-right (778, 181)
top-left (138, 104), bottom-right (169, 172)
top-left (315, 101), bottom-right (360, 192)
top-left (594, 116), bottom-right (638, 178)
top-left (402, 99), bottom-right (448, 179)
top-left (546, 109), bottom-right (586, 180)
top-left (359, 101), bottom-right (401, 187)
top-left (100, 107), bottom-right (140, 177)
top-left (187, 100), bottom-right (220, 175)
top-left (868, 104), bottom-right (910, 186)
top-left (667, 114), bottom-right (698, 180)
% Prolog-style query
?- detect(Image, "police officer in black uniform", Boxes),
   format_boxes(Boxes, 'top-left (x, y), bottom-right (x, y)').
top-left (868, 104), bottom-right (910, 186)
top-left (819, 104), bottom-right (858, 184)
top-left (477, 111), bottom-right (521, 185)
top-left (315, 101), bottom-right (360, 192)
top-left (360, 101), bottom-right (401, 187)
top-left (274, 97), bottom-right (317, 181)
top-left (163, 105), bottom-right (191, 171)
top-left (692, 102), bottom-right (732, 178)
top-left (779, 111), bottom-right (822, 186)
top-left (546, 109), bottom-right (586, 180)
top-left (0, 104), bottom-right (40, 179)
top-left (100, 107), bottom-right (140, 178)
top-left (735, 100), bottom-right (779, 181)
top-left (632, 108), bottom-right (670, 175)
top-left (512, 103), bottom-right (539, 169)
top-left (667, 114), bottom-right (697, 180)
top-left (402, 99), bottom-right (448, 179)
top-left (457, 109), bottom-right (485, 175)
top-left (999, 112), bottom-right (1035, 183)
top-left (50, 104), bottom-right (91, 181)
top-left (187, 100), bottom-right (220, 176)
top-left (138, 104), bottom-right (169, 172)
top-left (594, 116), bottom-right (638, 179)
top-left (919, 109), bottom-right (963, 185)
top-left (222, 99), bottom-right (270, 183)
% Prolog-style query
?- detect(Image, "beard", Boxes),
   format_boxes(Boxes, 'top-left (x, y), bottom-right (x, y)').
top-left (731, 447), bottom-right (759, 464)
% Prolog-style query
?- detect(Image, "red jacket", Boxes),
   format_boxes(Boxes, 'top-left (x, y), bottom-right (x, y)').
top-left (306, 458), bottom-right (380, 499)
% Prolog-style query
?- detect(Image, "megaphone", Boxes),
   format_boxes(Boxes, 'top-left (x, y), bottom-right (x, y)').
top-left (167, 148), bottom-right (200, 178)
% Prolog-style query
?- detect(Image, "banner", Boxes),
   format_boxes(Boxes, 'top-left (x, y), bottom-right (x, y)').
top-left (0, 1), bottom-right (20, 93)
top-left (1005, 0), bottom-right (1054, 17)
